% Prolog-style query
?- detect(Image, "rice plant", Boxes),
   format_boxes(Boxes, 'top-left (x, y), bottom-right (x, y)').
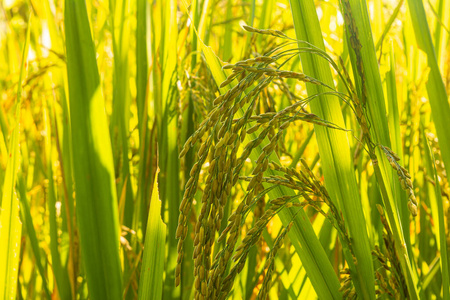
top-left (0, 0), bottom-right (449, 299)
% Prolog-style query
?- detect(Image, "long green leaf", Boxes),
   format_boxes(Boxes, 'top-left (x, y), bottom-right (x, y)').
top-left (407, 0), bottom-right (450, 204)
top-left (148, 0), bottom-right (181, 297)
top-left (289, 0), bottom-right (375, 298)
top-left (138, 170), bottom-right (166, 300)
top-left (110, 0), bottom-right (134, 232)
top-left (0, 128), bottom-right (22, 300)
top-left (64, 1), bottom-right (122, 298)
top-left (150, 0), bottom-right (180, 298)
top-left (340, 0), bottom-right (420, 298)
top-left (422, 127), bottom-right (450, 298)
top-left (386, 42), bottom-right (411, 253)
top-left (44, 99), bottom-right (72, 299)
top-left (0, 14), bottom-right (29, 300)
top-left (17, 175), bottom-right (51, 299)
top-left (135, 0), bottom-right (152, 233)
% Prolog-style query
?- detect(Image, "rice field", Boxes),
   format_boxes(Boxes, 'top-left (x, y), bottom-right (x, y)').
top-left (0, 0), bottom-right (449, 299)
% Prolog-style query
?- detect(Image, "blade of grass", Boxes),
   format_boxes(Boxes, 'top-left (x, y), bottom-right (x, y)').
top-left (64, 1), bottom-right (122, 298)
top-left (340, 1), bottom-right (420, 298)
top-left (221, 0), bottom-right (233, 62)
top-left (44, 98), bottom-right (72, 299)
top-left (109, 2), bottom-right (135, 297)
top-left (136, 0), bottom-right (148, 131)
top-left (0, 14), bottom-right (29, 300)
top-left (422, 256), bottom-right (442, 291)
top-left (138, 170), bottom-right (166, 300)
top-left (431, 0), bottom-right (450, 64)
top-left (385, 41), bottom-right (411, 254)
top-left (135, 0), bottom-right (152, 233)
top-left (0, 154), bottom-right (22, 300)
top-left (289, 130), bottom-right (314, 168)
top-left (407, 0), bottom-right (450, 198)
top-left (17, 174), bottom-right (51, 299)
top-left (289, 0), bottom-right (375, 298)
top-left (375, 0), bottom-right (404, 51)
top-left (150, 0), bottom-right (181, 297)
top-left (110, 0), bottom-right (134, 232)
top-left (421, 127), bottom-right (450, 298)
